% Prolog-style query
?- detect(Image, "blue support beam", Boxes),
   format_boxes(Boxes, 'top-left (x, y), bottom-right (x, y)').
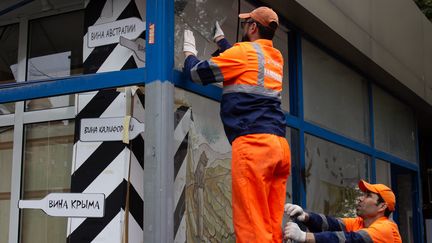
top-left (288, 31), bottom-right (306, 207)
top-left (0, 68), bottom-right (147, 104)
top-left (173, 70), bottom-right (222, 101)
top-left (143, 0), bottom-right (175, 242)
top-left (145, 0), bottom-right (174, 83)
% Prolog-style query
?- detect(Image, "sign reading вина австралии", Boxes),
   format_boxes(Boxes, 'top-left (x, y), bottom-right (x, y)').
top-left (88, 17), bottom-right (145, 47)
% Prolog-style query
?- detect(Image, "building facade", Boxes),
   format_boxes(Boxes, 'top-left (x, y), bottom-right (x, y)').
top-left (0, 0), bottom-right (431, 242)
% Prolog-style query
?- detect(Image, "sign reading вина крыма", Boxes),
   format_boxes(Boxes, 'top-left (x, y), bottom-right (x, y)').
top-left (18, 193), bottom-right (105, 218)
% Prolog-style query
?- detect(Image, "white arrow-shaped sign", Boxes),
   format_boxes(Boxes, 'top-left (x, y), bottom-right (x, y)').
top-left (88, 17), bottom-right (146, 48)
top-left (18, 193), bottom-right (105, 218)
top-left (80, 117), bottom-right (145, 142)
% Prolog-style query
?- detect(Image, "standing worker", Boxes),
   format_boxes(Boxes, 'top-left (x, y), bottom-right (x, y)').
top-left (283, 180), bottom-right (402, 242)
top-left (183, 6), bottom-right (291, 243)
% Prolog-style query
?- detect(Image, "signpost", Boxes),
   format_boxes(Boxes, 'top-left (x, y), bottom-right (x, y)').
top-left (88, 17), bottom-right (146, 48)
top-left (18, 193), bottom-right (105, 218)
top-left (80, 117), bottom-right (145, 142)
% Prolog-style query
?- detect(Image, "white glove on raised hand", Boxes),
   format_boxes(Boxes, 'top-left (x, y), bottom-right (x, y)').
top-left (284, 203), bottom-right (307, 222)
top-left (213, 21), bottom-right (224, 42)
top-left (284, 222), bottom-right (306, 242)
top-left (183, 29), bottom-right (198, 56)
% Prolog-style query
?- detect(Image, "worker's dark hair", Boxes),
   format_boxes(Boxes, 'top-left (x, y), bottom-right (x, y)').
top-left (377, 195), bottom-right (392, 217)
top-left (255, 21), bottom-right (277, 40)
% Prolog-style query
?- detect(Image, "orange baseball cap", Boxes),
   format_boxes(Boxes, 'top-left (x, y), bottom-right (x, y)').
top-left (239, 6), bottom-right (279, 29)
top-left (358, 180), bottom-right (396, 211)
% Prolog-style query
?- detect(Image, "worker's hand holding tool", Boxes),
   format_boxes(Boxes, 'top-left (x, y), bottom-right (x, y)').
top-left (183, 29), bottom-right (198, 57)
top-left (284, 203), bottom-right (308, 222)
top-left (284, 222), bottom-right (307, 242)
top-left (213, 21), bottom-right (225, 42)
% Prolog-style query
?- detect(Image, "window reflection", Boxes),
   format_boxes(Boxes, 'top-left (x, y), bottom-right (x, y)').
top-left (174, 0), bottom-right (239, 70)
top-left (0, 126), bottom-right (13, 243)
top-left (373, 85), bottom-right (417, 163)
top-left (302, 39), bottom-right (370, 144)
top-left (0, 24), bottom-right (19, 114)
top-left (25, 11), bottom-right (84, 111)
top-left (20, 120), bottom-right (74, 243)
top-left (305, 134), bottom-right (369, 217)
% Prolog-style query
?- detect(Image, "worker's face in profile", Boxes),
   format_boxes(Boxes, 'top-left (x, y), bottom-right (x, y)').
top-left (240, 18), bottom-right (254, 41)
top-left (356, 191), bottom-right (385, 218)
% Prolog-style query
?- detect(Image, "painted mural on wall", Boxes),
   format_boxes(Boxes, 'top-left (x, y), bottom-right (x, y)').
top-left (175, 88), bottom-right (235, 242)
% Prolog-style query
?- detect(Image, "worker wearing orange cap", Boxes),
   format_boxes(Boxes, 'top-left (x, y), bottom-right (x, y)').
top-left (283, 180), bottom-right (402, 242)
top-left (183, 6), bottom-right (291, 243)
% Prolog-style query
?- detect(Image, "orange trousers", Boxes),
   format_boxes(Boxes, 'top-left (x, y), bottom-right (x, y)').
top-left (231, 133), bottom-right (291, 243)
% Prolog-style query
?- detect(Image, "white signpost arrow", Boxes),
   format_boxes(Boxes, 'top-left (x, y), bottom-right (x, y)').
top-left (88, 17), bottom-right (146, 48)
top-left (80, 117), bottom-right (145, 142)
top-left (18, 193), bottom-right (105, 218)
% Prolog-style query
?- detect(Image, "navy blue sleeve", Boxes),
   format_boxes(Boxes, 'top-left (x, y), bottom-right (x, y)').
top-left (183, 55), bottom-right (200, 75)
top-left (314, 230), bottom-right (372, 243)
top-left (182, 55), bottom-right (224, 85)
top-left (211, 38), bottom-right (233, 57)
top-left (217, 38), bottom-right (232, 52)
top-left (304, 212), bottom-right (346, 232)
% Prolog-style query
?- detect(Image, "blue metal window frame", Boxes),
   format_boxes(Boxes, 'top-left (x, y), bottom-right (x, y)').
top-left (0, 0), bottom-right (424, 241)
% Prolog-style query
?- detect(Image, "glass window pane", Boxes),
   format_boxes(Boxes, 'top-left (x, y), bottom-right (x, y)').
top-left (174, 88), bottom-right (234, 242)
top-left (174, 0), bottom-right (239, 70)
top-left (0, 126), bottom-right (13, 243)
top-left (0, 24), bottom-right (19, 114)
top-left (373, 85), bottom-right (417, 163)
top-left (302, 39), bottom-right (370, 144)
top-left (20, 120), bottom-right (74, 243)
top-left (376, 159), bottom-right (391, 185)
top-left (395, 173), bottom-right (414, 243)
top-left (25, 11), bottom-right (84, 111)
top-left (305, 134), bottom-right (370, 217)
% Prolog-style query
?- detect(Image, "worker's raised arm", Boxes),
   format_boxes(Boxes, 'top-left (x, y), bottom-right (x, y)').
top-left (183, 29), bottom-right (246, 85)
top-left (213, 21), bottom-right (232, 54)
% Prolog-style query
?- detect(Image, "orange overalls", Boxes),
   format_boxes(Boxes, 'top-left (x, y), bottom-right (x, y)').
top-left (185, 39), bottom-right (291, 242)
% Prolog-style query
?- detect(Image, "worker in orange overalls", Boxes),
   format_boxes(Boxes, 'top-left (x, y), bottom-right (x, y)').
top-left (283, 180), bottom-right (402, 242)
top-left (182, 6), bottom-right (291, 243)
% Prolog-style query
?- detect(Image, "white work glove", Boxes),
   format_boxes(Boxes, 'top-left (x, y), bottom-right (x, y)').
top-left (213, 21), bottom-right (224, 42)
top-left (284, 203), bottom-right (307, 222)
top-left (183, 29), bottom-right (198, 56)
top-left (284, 222), bottom-right (306, 242)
